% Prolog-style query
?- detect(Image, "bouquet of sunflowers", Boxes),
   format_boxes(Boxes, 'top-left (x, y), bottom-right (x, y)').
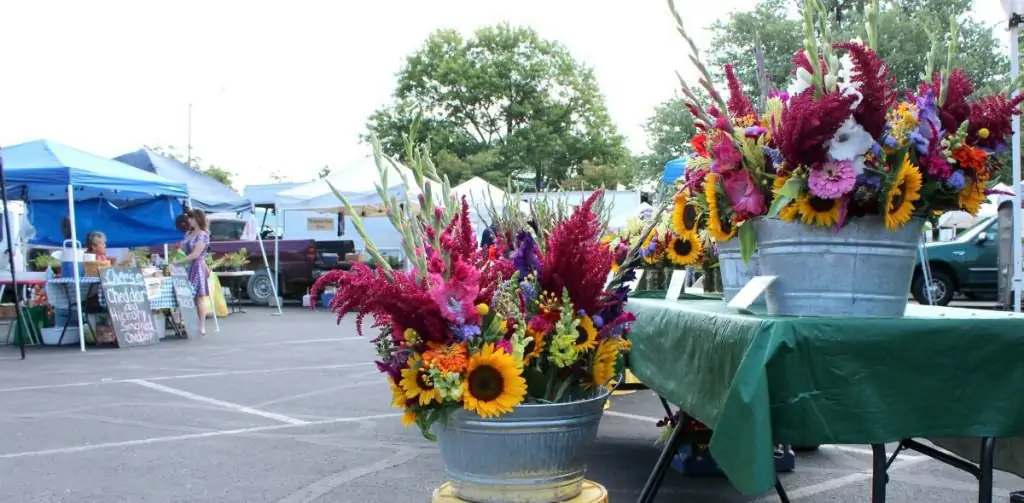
top-left (667, 0), bottom-right (1022, 262)
top-left (311, 135), bottom-right (637, 438)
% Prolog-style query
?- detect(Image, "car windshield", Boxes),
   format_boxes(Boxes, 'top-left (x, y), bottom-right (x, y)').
top-left (953, 215), bottom-right (996, 242)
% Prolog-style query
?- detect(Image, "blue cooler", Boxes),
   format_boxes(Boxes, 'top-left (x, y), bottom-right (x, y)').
top-left (319, 291), bottom-right (335, 308)
top-left (60, 240), bottom-right (85, 279)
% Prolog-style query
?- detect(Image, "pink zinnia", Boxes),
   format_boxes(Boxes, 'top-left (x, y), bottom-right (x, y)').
top-left (722, 169), bottom-right (767, 219)
top-left (808, 160), bottom-right (857, 199)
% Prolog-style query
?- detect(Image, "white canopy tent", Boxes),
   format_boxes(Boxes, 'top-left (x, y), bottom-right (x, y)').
top-left (452, 177), bottom-right (529, 232)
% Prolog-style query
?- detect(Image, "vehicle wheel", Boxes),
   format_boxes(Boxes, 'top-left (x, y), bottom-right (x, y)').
top-left (911, 270), bottom-right (954, 306)
top-left (246, 269), bottom-right (276, 304)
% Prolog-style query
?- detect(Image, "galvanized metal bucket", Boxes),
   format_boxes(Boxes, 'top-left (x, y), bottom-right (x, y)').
top-left (717, 239), bottom-right (763, 304)
top-left (752, 217), bottom-right (924, 317)
top-left (436, 388), bottom-right (610, 503)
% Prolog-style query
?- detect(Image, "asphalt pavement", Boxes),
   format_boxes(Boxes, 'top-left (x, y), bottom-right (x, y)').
top-left (0, 307), bottom-right (1020, 502)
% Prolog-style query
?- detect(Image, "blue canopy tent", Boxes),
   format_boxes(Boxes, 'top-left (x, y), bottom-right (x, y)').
top-left (115, 148), bottom-right (251, 214)
top-left (0, 139), bottom-right (190, 351)
top-left (662, 157), bottom-right (688, 184)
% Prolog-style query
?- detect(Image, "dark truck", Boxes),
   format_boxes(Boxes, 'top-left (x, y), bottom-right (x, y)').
top-left (153, 215), bottom-right (354, 303)
top-left (911, 215), bottom-right (998, 306)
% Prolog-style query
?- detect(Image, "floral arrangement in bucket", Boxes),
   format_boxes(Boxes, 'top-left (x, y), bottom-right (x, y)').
top-left (765, 2), bottom-right (1023, 231)
top-left (667, 0), bottom-right (1023, 261)
top-left (309, 134), bottom-right (640, 439)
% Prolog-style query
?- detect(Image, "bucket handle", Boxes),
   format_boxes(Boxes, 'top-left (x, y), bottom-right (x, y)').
top-left (62, 239), bottom-right (83, 249)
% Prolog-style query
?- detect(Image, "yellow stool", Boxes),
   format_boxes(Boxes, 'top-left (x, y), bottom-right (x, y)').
top-left (432, 480), bottom-right (608, 502)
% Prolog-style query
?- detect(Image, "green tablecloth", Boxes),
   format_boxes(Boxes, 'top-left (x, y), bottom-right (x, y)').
top-left (627, 298), bottom-right (1024, 495)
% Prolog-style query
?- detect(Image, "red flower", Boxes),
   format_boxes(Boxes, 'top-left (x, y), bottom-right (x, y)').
top-left (967, 93), bottom-right (1024, 149)
top-left (539, 191), bottom-right (613, 315)
top-left (833, 42), bottom-right (894, 139)
top-left (777, 91), bottom-right (856, 168)
top-left (691, 133), bottom-right (709, 157)
top-left (724, 63), bottom-right (757, 120)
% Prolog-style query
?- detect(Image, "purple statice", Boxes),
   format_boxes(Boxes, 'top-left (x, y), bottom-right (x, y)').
top-left (945, 170), bottom-right (966, 191)
top-left (512, 231), bottom-right (541, 277)
top-left (455, 324), bottom-right (481, 341)
top-left (592, 315), bottom-right (605, 329)
top-left (519, 281), bottom-right (538, 304)
top-left (856, 174), bottom-right (882, 189)
top-left (762, 147), bottom-right (783, 168)
top-left (883, 134), bottom-right (899, 148)
top-left (908, 131), bottom-right (929, 154)
top-left (768, 90), bottom-right (790, 102)
top-left (870, 142), bottom-right (883, 158)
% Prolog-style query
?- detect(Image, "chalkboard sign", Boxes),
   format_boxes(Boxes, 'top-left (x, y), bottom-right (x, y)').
top-left (99, 267), bottom-right (160, 348)
top-left (169, 266), bottom-right (201, 339)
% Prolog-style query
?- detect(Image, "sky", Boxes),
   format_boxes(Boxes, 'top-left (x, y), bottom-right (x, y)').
top-left (0, 0), bottom-right (1011, 189)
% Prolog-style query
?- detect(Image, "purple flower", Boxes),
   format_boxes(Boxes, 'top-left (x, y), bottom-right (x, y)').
top-left (512, 231), bottom-right (541, 277)
top-left (908, 131), bottom-right (929, 154)
top-left (456, 324), bottom-right (481, 341)
top-left (856, 174), bottom-right (882, 189)
top-left (808, 160), bottom-right (857, 199)
top-left (592, 315), bottom-right (605, 329)
top-left (870, 142), bottom-right (883, 158)
top-left (768, 90), bottom-right (790, 102)
top-left (519, 281), bottom-right (537, 303)
top-left (915, 90), bottom-right (943, 142)
top-left (945, 170), bottom-right (966, 191)
top-left (762, 147), bottom-right (783, 168)
top-left (744, 126), bottom-right (768, 138)
top-left (883, 134), bottom-right (899, 148)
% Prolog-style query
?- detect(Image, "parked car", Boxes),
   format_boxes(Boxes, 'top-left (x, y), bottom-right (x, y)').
top-left (152, 215), bottom-right (355, 303)
top-left (912, 216), bottom-right (998, 306)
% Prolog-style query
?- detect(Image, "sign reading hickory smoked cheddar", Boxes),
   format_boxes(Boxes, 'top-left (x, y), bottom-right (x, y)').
top-left (100, 267), bottom-right (160, 347)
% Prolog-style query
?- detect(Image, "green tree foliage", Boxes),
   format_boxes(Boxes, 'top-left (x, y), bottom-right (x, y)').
top-left (706, 0), bottom-right (1007, 94)
top-left (144, 144), bottom-right (236, 189)
top-left (366, 23), bottom-right (631, 190)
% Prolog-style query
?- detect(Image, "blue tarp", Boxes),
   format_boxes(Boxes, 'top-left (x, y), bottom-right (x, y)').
top-left (28, 197), bottom-right (184, 248)
top-left (0, 140), bottom-right (189, 202)
top-left (662, 157), bottom-right (688, 184)
top-left (115, 148), bottom-right (250, 213)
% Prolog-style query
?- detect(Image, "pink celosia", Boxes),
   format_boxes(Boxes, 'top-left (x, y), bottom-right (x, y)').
top-left (722, 169), bottom-right (767, 220)
top-left (808, 160), bottom-right (857, 199)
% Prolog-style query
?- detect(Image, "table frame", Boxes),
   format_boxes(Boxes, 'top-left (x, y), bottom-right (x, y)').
top-left (620, 380), bottom-right (1001, 503)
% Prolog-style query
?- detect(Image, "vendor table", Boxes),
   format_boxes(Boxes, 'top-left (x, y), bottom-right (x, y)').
top-left (215, 270), bottom-right (254, 314)
top-left (46, 277), bottom-right (180, 344)
top-left (626, 298), bottom-right (1024, 503)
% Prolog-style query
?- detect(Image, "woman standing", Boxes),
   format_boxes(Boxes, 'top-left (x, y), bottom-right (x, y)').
top-left (174, 209), bottom-right (210, 336)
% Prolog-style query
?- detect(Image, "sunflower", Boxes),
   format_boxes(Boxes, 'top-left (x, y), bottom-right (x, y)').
top-left (705, 173), bottom-right (737, 241)
top-left (796, 195), bottom-right (841, 227)
top-left (640, 231), bottom-right (665, 265)
top-left (958, 176), bottom-right (987, 216)
top-left (523, 328), bottom-right (546, 365)
top-left (462, 344), bottom-right (527, 418)
top-left (672, 191), bottom-right (699, 235)
top-left (773, 173), bottom-right (800, 222)
top-left (589, 338), bottom-right (621, 389)
top-left (884, 159), bottom-right (923, 230)
top-left (666, 232), bottom-right (702, 266)
top-left (401, 410), bottom-right (417, 427)
top-left (389, 380), bottom-right (407, 409)
top-left (400, 355), bottom-right (440, 406)
top-left (573, 315), bottom-right (599, 352)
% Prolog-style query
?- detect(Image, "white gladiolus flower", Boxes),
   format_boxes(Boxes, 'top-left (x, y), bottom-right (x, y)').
top-left (828, 118), bottom-right (874, 161)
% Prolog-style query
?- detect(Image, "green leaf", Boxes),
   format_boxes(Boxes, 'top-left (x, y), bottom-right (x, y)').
top-left (738, 222), bottom-right (757, 264)
top-left (767, 177), bottom-right (801, 218)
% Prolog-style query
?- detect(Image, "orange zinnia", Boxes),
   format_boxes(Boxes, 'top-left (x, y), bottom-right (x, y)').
top-left (952, 145), bottom-right (986, 172)
top-left (423, 342), bottom-right (469, 373)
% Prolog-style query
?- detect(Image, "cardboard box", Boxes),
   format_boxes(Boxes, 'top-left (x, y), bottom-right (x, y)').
top-left (0, 303), bottom-right (17, 319)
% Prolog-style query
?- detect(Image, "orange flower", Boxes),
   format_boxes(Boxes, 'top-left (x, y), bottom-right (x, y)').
top-left (422, 342), bottom-right (468, 373)
top-left (952, 145), bottom-right (986, 172)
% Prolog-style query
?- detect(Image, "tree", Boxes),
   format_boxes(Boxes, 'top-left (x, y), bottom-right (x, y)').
top-left (366, 23), bottom-right (631, 190)
top-left (636, 93), bottom-right (702, 181)
top-left (704, 0), bottom-right (1007, 95)
top-left (144, 144), bottom-right (236, 189)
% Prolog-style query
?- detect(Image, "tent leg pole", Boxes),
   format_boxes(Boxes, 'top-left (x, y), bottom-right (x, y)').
top-left (67, 185), bottom-right (86, 352)
top-left (272, 208), bottom-right (281, 315)
top-left (1011, 24), bottom-right (1023, 313)
top-left (252, 204), bottom-right (281, 316)
top-left (0, 153), bottom-right (26, 359)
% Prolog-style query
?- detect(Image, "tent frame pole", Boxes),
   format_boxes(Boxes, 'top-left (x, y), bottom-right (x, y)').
top-left (67, 185), bottom-right (86, 352)
top-left (1, 153), bottom-right (27, 359)
top-left (253, 204), bottom-right (281, 315)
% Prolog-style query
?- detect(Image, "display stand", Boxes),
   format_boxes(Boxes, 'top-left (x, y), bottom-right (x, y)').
top-left (431, 481), bottom-right (608, 503)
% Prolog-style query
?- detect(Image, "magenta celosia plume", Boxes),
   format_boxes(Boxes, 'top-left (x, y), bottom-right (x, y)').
top-left (833, 42), bottom-right (894, 139)
top-left (777, 91), bottom-right (856, 168)
top-left (539, 191), bottom-right (613, 314)
top-left (724, 63), bottom-right (757, 120)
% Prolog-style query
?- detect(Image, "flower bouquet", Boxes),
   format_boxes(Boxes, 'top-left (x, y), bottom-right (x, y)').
top-left (669, 0), bottom-right (1022, 316)
top-left (604, 208), bottom-right (711, 293)
top-left (310, 133), bottom-right (638, 502)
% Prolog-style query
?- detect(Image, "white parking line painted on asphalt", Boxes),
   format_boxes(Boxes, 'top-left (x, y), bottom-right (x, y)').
top-left (131, 379), bottom-right (310, 425)
top-left (605, 410), bottom-right (664, 423)
top-left (824, 444), bottom-right (926, 461)
top-left (0, 413), bottom-right (402, 460)
top-left (0, 362), bottom-right (375, 394)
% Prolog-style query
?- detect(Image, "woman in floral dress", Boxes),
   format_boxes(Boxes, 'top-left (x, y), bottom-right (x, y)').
top-left (174, 209), bottom-right (210, 336)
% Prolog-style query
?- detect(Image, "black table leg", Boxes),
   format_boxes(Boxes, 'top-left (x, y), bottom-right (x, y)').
top-left (775, 477), bottom-right (791, 503)
top-left (871, 444), bottom-right (888, 503)
top-left (978, 437), bottom-right (996, 503)
top-left (637, 416), bottom-right (688, 503)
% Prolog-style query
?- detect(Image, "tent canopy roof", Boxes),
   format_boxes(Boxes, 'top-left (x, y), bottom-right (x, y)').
top-left (115, 147), bottom-right (250, 213)
top-left (1, 140), bottom-right (189, 202)
top-left (275, 155), bottom-right (441, 215)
